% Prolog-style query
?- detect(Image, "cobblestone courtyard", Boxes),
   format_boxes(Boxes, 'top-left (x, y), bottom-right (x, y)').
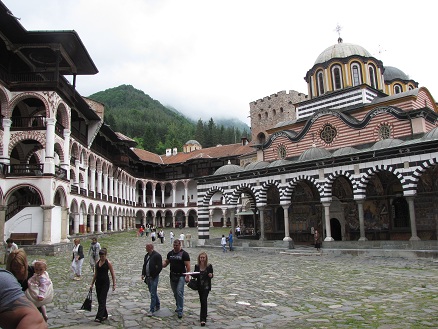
top-left (4, 229), bottom-right (438, 329)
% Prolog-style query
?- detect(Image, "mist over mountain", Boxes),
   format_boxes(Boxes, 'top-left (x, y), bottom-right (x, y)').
top-left (88, 85), bottom-right (250, 154)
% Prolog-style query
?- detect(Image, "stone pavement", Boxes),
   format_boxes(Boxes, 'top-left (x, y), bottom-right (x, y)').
top-left (16, 229), bottom-right (438, 328)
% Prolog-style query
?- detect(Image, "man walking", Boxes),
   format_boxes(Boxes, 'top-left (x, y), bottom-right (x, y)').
top-left (162, 239), bottom-right (190, 319)
top-left (142, 244), bottom-right (162, 316)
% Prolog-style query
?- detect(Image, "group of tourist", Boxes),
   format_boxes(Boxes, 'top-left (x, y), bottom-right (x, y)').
top-left (1, 233), bottom-right (213, 328)
top-left (142, 239), bottom-right (213, 326)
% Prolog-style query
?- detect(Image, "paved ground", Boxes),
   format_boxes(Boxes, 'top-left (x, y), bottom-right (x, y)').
top-left (6, 228), bottom-right (438, 328)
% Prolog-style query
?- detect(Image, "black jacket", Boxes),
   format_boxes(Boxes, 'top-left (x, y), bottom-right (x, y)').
top-left (142, 250), bottom-right (163, 279)
top-left (72, 244), bottom-right (84, 261)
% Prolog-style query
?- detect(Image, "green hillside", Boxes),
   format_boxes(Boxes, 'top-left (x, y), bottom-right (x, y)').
top-left (88, 85), bottom-right (250, 154)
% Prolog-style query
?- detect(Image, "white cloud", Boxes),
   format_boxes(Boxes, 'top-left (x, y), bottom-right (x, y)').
top-left (4, 0), bottom-right (438, 126)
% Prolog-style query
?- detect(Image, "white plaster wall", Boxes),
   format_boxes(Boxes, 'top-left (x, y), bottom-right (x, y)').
top-left (4, 206), bottom-right (43, 243)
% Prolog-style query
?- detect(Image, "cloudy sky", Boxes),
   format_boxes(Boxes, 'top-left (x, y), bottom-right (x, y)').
top-left (4, 0), bottom-right (437, 125)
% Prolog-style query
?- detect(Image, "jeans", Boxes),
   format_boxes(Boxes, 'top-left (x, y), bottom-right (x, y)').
top-left (222, 244), bottom-right (226, 252)
top-left (170, 275), bottom-right (185, 314)
top-left (229, 241), bottom-right (233, 251)
top-left (147, 276), bottom-right (160, 312)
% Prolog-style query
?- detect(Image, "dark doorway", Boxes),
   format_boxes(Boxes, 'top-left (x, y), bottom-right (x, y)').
top-left (330, 218), bottom-right (342, 241)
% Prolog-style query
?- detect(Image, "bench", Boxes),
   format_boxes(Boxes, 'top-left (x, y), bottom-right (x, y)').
top-left (9, 233), bottom-right (38, 245)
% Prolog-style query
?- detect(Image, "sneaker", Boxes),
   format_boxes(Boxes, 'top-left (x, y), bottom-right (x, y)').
top-left (155, 306), bottom-right (160, 312)
top-left (146, 311), bottom-right (154, 317)
top-left (178, 312), bottom-right (183, 319)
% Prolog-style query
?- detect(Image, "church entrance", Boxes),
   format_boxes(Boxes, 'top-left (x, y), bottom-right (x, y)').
top-left (330, 218), bottom-right (342, 241)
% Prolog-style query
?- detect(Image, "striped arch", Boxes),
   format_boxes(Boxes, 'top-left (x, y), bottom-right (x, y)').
top-left (357, 164), bottom-right (407, 198)
top-left (8, 131), bottom-right (46, 156)
top-left (8, 92), bottom-right (50, 118)
top-left (4, 183), bottom-right (45, 205)
top-left (0, 85), bottom-right (9, 118)
top-left (410, 158), bottom-right (438, 193)
top-left (229, 183), bottom-right (258, 207)
top-left (200, 186), bottom-right (229, 207)
top-left (258, 180), bottom-right (281, 205)
top-left (282, 175), bottom-right (323, 202)
top-left (323, 170), bottom-right (358, 198)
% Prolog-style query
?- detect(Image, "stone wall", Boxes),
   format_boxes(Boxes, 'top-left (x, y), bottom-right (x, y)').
top-left (249, 90), bottom-right (308, 144)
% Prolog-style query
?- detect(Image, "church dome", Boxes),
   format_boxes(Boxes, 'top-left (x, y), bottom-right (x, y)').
top-left (370, 138), bottom-right (403, 150)
top-left (269, 159), bottom-right (293, 167)
top-left (383, 66), bottom-right (409, 81)
top-left (298, 146), bottom-right (331, 162)
top-left (332, 146), bottom-right (359, 157)
top-left (422, 127), bottom-right (438, 141)
top-left (314, 42), bottom-right (372, 65)
top-left (245, 161), bottom-right (270, 171)
top-left (185, 139), bottom-right (201, 146)
top-left (213, 161), bottom-right (244, 176)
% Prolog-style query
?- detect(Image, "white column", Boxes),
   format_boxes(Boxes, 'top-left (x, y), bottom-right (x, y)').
top-left (407, 196), bottom-right (420, 241)
top-left (357, 200), bottom-right (367, 241)
top-left (74, 212), bottom-right (80, 234)
top-left (0, 119), bottom-right (11, 164)
top-left (97, 214), bottom-right (102, 233)
top-left (97, 170), bottom-right (102, 198)
top-left (142, 184), bottom-right (146, 207)
top-left (90, 168), bottom-right (96, 197)
top-left (74, 160), bottom-right (80, 187)
top-left (172, 184), bottom-right (176, 207)
top-left (184, 184), bottom-right (188, 207)
top-left (258, 206), bottom-right (265, 241)
top-left (282, 204), bottom-right (292, 241)
top-left (109, 176), bottom-right (114, 200)
top-left (103, 174), bottom-right (108, 200)
top-left (41, 205), bottom-right (54, 244)
top-left (62, 129), bottom-right (70, 180)
top-left (323, 202), bottom-right (334, 241)
top-left (89, 213), bottom-right (95, 233)
top-left (222, 208), bottom-right (227, 227)
top-left (152, 183), bottom-right (156, 207)
top-left (44, 118), bottom-right (56, 174)
top-left (161, 187), bottom-right (165, 207)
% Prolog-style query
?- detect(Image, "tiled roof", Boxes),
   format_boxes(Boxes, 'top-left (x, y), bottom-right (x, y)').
top-left (115, 132), bottom-right (136, 142)
top-left (132, 149), bottom-right (164, 164)
top-left (132, 142), bottom-right (255, 165)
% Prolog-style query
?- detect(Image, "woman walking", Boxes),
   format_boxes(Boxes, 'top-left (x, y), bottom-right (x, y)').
top-left (88, 237), bottom-right (101, 272)
top-left (192, 252), bottom-right (214, 326)
top-left (71, 238), bottom-right (84, 280)
top-left (90, 248), bottom-right (116, 323)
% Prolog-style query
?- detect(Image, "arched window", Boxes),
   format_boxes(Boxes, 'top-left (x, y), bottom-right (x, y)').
top-left (331, 65), bottom-right (343, 90)
top-left (317, 70), bottom-right (324, 96)
top-left (351, 63), bottom-right (362, 86)
top-left (394, 84), bottom-right (402, 94)
top-left (368, 65), bottom-right (377, 89)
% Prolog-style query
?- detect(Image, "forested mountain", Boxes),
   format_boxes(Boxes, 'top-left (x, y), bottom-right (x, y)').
top-left (88, 85), bottom-right (250, 155)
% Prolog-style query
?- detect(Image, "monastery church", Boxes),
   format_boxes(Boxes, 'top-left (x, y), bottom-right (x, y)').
top-left (1, 1), bottom-right (438, 256)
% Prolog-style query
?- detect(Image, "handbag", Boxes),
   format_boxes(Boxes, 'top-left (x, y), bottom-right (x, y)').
top-left (187, 278), bottom-right (198, 290)
top-left (80, 288), bottom-right (93, 311)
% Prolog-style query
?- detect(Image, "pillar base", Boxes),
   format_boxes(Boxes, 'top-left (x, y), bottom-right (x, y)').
top-left (283, 236), bottom-right (292, 242)
top-left (358, 237), bottom-right (368, 241)
top-left (409, 236), bottom-right (421, 241)
top-left (324, 237), bottom-right (335, 242)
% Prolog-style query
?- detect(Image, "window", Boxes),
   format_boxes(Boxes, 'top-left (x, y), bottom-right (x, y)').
top-left (351, 63), bottom-right (362, 86)
top-left (320, 123), bottom-right (337, 144)
top-left (277, 144), bottom-right (287, 159)
top-left (331, 65), bottom-right (343, 90)
top-left (368, 65), bottom-right (377, 89)
top-left (394, 84), bottom-right (402, 94)
top-left (378, 124), bottom-right (391, 140)
top-left (317, 71), bottom-right (324, 95)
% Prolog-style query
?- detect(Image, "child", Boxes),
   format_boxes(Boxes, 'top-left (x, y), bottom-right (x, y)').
top-left (221, 235), bottom-right (227, 252)
top-left (25, 259), bottom-right (54, 321)
top-left (4, 238), bottom-right (18, 263)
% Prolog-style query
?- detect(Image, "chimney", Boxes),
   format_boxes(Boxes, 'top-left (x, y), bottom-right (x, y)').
top-left (173, 147), bottom-right (178, 155)
top-left (241, 137), bottom-right (248, 145)
top-left (166, 148), bottom-right (171, 156)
